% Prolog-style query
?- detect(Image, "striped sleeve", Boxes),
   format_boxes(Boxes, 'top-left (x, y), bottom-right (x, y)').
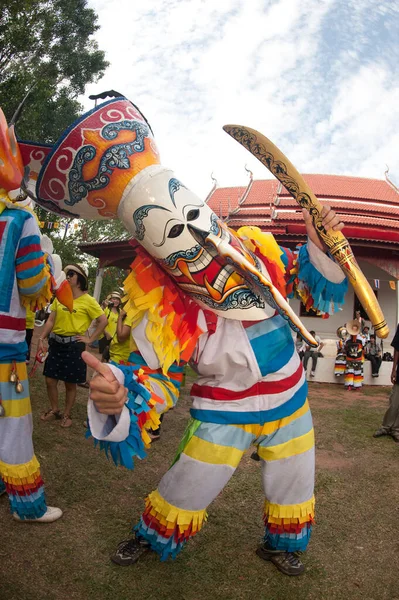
top-left (16, 215), bottom-right (52, 310)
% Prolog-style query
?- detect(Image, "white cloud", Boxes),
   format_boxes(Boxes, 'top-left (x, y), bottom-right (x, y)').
top-left (83, 0), bottom-right (399, 196)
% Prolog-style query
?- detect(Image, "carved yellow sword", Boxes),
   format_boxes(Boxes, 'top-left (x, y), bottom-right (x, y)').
top-left (223, 124), bottom-right (389, 339)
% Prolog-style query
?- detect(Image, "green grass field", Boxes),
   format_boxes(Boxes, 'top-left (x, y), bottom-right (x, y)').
top-left (2, 372), bottom-right (399, 600)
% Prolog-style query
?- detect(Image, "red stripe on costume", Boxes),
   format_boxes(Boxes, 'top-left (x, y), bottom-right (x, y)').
top-left (0, 315), bottom-right (26, 331)
top-left (191, 362), bottom-right (303, 401)
top-left (16, 243), bottom-right (41, 258)
top-left (16, 256), bottom-right (43, 272)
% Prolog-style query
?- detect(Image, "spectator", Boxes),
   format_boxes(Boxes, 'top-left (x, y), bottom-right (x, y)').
top-left (373, 324), bottom-right (399, 443)
top-left (344, 320), bottom-right (365, 390)
top-left (25, 307), bottom-right (35, 363)
top-left (295, 333), bottom-right (305, 361)
top-left (365, 334), bottom-right (382, 378)
top-left (362, 326), bottom-right (370, 342)
top-left (39, 264), bottom-right (107, 428)
top-left (354, 310), bottom-right (366, 333)
top-left (334, 326), bottom-right (348, 377)
top-left (303, 330), bottom-right (324, 378)
top-left (98, 292), bottom-right (122, 359)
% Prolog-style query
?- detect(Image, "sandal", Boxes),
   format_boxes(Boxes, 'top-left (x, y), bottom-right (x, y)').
top-left (40, 409), bottom-right (62, 422)
top-left (60, 415), bottom-right (72, 428)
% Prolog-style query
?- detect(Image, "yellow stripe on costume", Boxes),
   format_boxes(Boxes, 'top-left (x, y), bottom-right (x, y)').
top-left (0, 362), bottom-right (27, 383)
top-left (264, 496), bottom-right (315, 524)
top-left (258, 428), bottom-right (315, 462)
top-left (184, 435), bottom-right (244, 468)
top-left (233, 399), bottom-right (310, 437)
top-left (2, 396), bottom-right (31, 418)
top-left (146, 489), bottom-right (207, 532)
top-left (0, 455), bottom-right (40, 483)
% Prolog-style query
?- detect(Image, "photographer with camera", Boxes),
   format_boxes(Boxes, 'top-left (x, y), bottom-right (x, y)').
top-left (98, 292), bottom-right (122, 361)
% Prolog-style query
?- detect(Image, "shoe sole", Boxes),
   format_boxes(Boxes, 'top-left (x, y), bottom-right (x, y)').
top-left (255, 548), bottom-right (305, 576)
top-left (110, 547), bottom-right (150, 566)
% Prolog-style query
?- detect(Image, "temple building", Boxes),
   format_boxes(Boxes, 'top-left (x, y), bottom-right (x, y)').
top-left (80, 172), bottom-right (399, 342)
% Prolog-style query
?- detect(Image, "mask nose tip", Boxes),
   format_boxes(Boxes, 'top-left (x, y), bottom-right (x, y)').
top-left (187, 224), bottom-right (208, 245)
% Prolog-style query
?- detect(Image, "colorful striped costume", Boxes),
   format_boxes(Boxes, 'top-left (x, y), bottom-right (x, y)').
top-left (0, 203), bottom-right (55, 518)
top-left (88, 233), bottom-right (348, 560)
top-left (334, 339), bottom-right (346, 377)
top-left (344, 335), bottom-right (365, 389)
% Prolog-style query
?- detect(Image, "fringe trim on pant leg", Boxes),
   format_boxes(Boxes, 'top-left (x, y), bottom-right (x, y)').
top-left (135, 489), bottom-right (207, 560)
top-left (0, 455), bottom-right (47, 519)
top-left (263, 496), bottom-right (315, 552)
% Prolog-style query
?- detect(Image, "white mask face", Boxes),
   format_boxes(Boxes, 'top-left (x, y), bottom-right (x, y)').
top-left (119, 165), bottom-right (275, 320)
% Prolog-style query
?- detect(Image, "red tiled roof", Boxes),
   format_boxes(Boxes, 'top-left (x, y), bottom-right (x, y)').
top-left (207, 174), bottom-right (399, 247)
top-left (208, 175), bottom-right (399, 216)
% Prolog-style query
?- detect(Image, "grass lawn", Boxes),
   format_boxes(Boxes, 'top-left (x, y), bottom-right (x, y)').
top-left (2, 368), bottom-right (399, 600)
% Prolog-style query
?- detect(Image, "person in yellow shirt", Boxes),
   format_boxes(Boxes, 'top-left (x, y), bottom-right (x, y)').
top-left (98, 291), bottom-right (122, 360)
top-left (38, 264), bottom-right (107, 428)
top-left (108, 308), bottom-right (133, 364)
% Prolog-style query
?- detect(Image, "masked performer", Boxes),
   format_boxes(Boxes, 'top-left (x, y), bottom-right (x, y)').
top-left (344, 320), bottom-right (366, 390)
top-left (29, 97), bottom-right (347, 574)
top-left (335, 326), bottom-right (348, 377)
top-left (0, 109), bottom-right (73, 522)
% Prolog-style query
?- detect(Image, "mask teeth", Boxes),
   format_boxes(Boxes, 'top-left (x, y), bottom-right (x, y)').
top-left (0, 109), bottom-right (24, 193)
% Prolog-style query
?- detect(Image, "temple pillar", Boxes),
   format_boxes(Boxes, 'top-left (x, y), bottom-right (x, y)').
top-left (396, 283), bottom-right (399, 327)
top-left (93, 264), bottom-right (104, 302)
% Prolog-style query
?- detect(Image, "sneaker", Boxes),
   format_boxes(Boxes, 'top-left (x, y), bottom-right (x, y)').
top-left (60, 415), bottom-right (72, 428)
top-left (373, 428), bottom-right (389, 438)
top-left (110, 536), bottom-right (152, 566)
top-left (40, 409), bottom-right (62, 422)
top-left (13, 506), bottom-right (63, 523)
top-left (310, 371), bottom-right (315, 377)
top-left (392, 436), bottom-right (399, 444)
top-left (346, 386), bottom-right (352, 391)
top-left (256, 545), bottom-right (305, 576)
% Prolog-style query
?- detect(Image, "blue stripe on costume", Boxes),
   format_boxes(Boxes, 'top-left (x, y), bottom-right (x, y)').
top-left (7, 487), bottom-right (47, 519)
top-left (16, 233), bottom-right (41, 249)
top-left (16, 250), bottom-right (43, 265)
top-left (257, 408), bottom-right (313, 447)
top-left (0, 341), bottom-right (28, 363)
top-left (190, 381), bottom-right (308, 425)
top-left (194, 421), bottom-right (255, 450)
top-left (17, 263), bottom-right (44, 280)
top-left (135, 520), bottom-right (181, 561)
top-left (245, 314), bottom-right (295, 377)
top-left (0, 379), bottom-right (29, 400)
top-left (0, 210), bottom-right (30, 312)
top-left (16, 279), bottom-right (47, 296)
top-left (264, 524), bottom-right (313, 552)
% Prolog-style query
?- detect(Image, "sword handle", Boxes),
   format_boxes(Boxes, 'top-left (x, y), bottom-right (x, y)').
top-left (223, 124), bottom-right (389, 339)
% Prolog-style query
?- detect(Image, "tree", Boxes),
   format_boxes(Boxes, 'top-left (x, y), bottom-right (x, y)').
top-left (0, 0), bottom-right (108, 142)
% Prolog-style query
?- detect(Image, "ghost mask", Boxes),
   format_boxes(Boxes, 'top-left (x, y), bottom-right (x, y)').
top-left (28, 96), bottom-right (317, 338)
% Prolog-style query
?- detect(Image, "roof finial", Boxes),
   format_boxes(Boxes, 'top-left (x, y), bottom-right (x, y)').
top-left (385, 164), bottom-right (399, 194)
top-left (205, 172), bottom-right (218, 204)
top-left (238, 164), bottom-right (254, 206)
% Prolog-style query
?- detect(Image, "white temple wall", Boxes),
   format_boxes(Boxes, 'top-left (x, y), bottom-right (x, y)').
top-left (290, 260), bottom-right (398, 346)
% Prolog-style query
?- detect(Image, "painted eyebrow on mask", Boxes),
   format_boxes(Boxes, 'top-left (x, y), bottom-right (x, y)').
top-left (133, 204), bottom-right (171, 241)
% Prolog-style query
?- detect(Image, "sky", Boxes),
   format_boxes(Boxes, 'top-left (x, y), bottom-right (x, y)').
top-left (83, 0), bottom-right (399, 199)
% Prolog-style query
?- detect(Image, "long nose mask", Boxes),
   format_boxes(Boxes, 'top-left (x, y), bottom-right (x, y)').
top-left (188, 224), bottom-right (317, 348)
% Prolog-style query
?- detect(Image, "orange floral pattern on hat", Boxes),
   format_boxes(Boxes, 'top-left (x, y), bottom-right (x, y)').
top-left (35, 98), bottom-right (160, 220)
